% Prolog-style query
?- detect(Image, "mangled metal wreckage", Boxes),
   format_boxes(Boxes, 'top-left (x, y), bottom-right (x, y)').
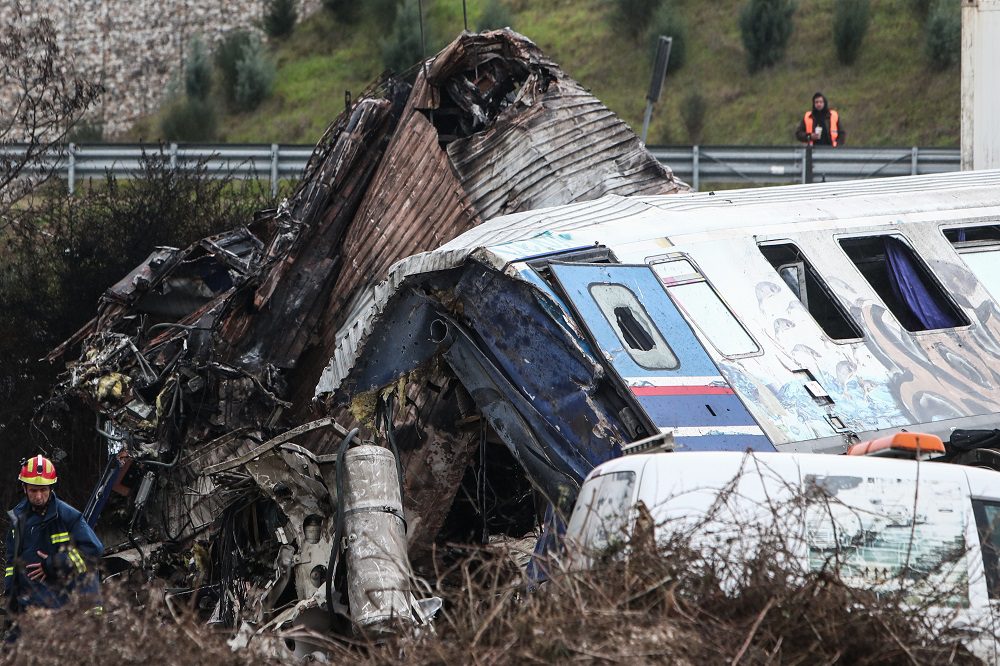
top-left (43, 29), bottom-right (687, 646)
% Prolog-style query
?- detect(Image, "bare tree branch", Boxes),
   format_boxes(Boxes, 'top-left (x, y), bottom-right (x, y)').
top-left (0, 1), bottom-right (103, 222)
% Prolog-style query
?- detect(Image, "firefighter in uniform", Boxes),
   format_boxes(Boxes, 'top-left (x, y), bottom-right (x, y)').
top-left (3, 455), bottom-right (104, 613)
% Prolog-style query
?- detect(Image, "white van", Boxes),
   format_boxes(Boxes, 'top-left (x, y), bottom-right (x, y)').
top-left (566, 451), bottom-right (1000, 662)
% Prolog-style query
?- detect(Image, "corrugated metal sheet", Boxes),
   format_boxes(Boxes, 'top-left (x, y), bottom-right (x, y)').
top-left (285, 29), bottom-right (687, 411)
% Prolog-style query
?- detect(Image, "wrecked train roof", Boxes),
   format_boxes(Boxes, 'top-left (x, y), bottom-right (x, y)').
top-left (317, 169), bottom-right (1000, 398)
top-left (205, 28), bottom-right (688, 416)
top-left (47, 28), bottom-right (686, 582)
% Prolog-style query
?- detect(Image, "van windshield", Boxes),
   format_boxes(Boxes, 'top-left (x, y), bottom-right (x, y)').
top-left (567, 471), bottom-right (636, 558)
top-left (972, 499), bottom-right (1000, 598)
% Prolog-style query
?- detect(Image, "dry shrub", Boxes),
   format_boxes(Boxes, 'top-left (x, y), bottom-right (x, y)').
top-left (1, 581), bottom-right (277, 665)
top-left (2, 526), bottom-right (985, 664)
top-left (326, 528), bottom-right (984, 665)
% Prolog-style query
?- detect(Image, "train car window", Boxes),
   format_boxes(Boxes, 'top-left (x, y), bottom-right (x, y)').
top-left (759, 243), bottom-right (863, 341)
top-left (589, 283), bottom-right (679, 370)
top-left (945, 225), bottom-right (1000, 305)
top-left (839, 235), bottom-right (968, 332)
top-left (650, 259), bottom-right (759, 357)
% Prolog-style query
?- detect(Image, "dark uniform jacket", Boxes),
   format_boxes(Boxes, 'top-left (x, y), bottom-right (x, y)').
top-left (3, 494), bottom-right (104, 610)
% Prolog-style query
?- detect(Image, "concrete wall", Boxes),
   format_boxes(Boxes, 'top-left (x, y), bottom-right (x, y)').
top-left (1, 0), bottom-right (321, 138)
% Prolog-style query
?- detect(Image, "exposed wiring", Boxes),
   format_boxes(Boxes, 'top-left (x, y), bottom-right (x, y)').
top-left (327, 427), bottom-right (358, 618)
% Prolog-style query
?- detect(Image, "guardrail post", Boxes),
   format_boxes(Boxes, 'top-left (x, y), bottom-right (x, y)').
top-left (67, 143), bottom-right (76, 194)
top-left (270, 143), bottom-right (279, 199)
top-left (170, 142), bottom-right (178, 170)
top-left (692, 145), bottom-right (700, 191)
top-left (911, 146), bottom-right (919, 176)
top-left (803, 144), bottom-right (813, 184)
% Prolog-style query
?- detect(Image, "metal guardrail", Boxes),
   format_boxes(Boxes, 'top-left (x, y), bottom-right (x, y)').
top-left (2, 143), bottom-right (961, 195)
top-left (648, 145), bottom-right (961, 190)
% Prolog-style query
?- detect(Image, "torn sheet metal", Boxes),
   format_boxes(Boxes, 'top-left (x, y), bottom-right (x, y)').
top-left (41, 28), bottom-right (684, 643)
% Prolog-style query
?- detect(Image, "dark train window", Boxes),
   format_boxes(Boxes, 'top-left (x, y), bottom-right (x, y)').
top-left (759, 242), bottom-right (862, 341)
top-left (839, 235), bottom-right (968, 332)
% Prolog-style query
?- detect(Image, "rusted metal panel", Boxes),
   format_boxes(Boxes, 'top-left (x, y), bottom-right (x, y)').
top-left (318, 111), bottom-right (480, 356)
top-left (41, 29), bottom-right (690, 644)
top-left (219, 92), bottom-right (409, 372)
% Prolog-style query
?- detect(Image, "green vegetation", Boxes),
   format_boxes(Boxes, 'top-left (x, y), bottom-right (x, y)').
top-left (648, 2), bottom-right (687, 72)
top-left (680, 89), bottom-right (707, 143)
top-left (263, 0), bottom-right (298, 39)
top-left (739, 0), bottom-right (796, 72)
top-left (235, 35), bottom-right (277, 110)
top-left (477, 0), bottom-right (514, 31)
top-left (132, 0), bottom-right (961, 147)
top-left (382, 0), bottom-right (426, 73)
top-left (924, 0), bottom-right (961, 70)
top-left (184, 37), bottom-right (213, 100)
top-left (161, 36), bottom-right (219, 141)
top-left (833, 0), bottom-right (870, 65)
top-left (614, 0), bottom-right (662, 36)
top-left (0, 158), bottom-right (274, 512)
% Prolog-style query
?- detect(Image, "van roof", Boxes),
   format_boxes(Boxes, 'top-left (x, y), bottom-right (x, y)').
top-left (588, 451), bottom-right (1000, 494)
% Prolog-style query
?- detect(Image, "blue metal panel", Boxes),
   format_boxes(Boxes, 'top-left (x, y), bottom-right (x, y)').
top-left (636, 393), bottom-right (759, 427)
top-left (551, 263), bottom-right (717, 378)
top-left (550, 264), bottom-right (774, 452)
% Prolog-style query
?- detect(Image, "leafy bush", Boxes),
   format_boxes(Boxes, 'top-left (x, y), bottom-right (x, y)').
top-left (160, 97), bottom-right (218, 141)
top-left (0, 157), bottom-right (271, 514)
top-left (614, 0), bottom-right (662, 37)
top-left (67, 118), bottom-right (104, 143)
top-left (833, 0), bottom-right (869, 65)
top-left (365, 0), bottom-right (400, 24)
top-left (909, 0), bottom-right (934, 20)
top-left (263, 0), bottom-right (298, 39)
top-left (680, 90), bottom-right (707, 143)
top-left (924, 0), bottom-right (960, 70)
top-left (184, 36), bottom-right (213, 101)
top-left (739, 0), bottom-right (796, 72)
top-left (381, 0), bottom-right (425, 73)
top-left (214, 30), bottom-right (254, 104)
top-left (647, 3), bottom-right (686, 72)
top-left (323, 0), bottom-right (359, 23)
top-left (477, 0), bottom-right (514, 31)
top-left (235, 37), bottom-right (276, 111)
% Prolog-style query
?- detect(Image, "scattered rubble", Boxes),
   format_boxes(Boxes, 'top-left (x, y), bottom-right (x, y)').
top-left (43, 29), bottom-right (686, 653)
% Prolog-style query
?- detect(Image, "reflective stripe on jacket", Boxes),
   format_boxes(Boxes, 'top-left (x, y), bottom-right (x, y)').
top-left (3, 494), bottom-right (104, 610)
top-left (803, 109), bottom-right (840, 146)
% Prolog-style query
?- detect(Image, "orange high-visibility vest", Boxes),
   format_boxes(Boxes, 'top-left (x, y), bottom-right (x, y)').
top-left (803, 110), bottom-right (839, 147)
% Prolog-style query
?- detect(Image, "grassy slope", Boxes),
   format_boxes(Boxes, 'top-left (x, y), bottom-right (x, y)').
top-left (212, 0), bottom-right (960, 147)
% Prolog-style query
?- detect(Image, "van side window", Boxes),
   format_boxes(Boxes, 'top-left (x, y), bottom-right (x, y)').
top-left (972, 499), bottom-right (1000, 598)
top-left (839, 235), bottom-right (969, 332)
top-left (568, 471), bottom-right (637, 556)
top-left (589, 284), bottom-right (679, 370)
top-left (944, 224), bottom-right (1000, 305)
top-left (759, 243), bottom-right (863, 341)
top-left (650, 259), bottom-right (759, 357)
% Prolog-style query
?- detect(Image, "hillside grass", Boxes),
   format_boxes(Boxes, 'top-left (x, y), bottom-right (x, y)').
top-left (134, 0), bottom-right (960, 147)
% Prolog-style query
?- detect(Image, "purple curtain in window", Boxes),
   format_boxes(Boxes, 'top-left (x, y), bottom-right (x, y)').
top-left (884, 236), bottom-right (960, 329)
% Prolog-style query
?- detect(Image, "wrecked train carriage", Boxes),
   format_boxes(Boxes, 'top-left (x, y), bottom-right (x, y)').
top-left (43, 28), bottom-right (686, 632)
top-left (320, 170), bottom-right (1000, 516)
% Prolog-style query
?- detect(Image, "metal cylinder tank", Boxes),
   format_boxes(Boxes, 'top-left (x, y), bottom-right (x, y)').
top-left (342, 444), bottom-right (412, 628)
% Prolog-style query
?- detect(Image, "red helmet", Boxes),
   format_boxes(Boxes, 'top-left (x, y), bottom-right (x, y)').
top-left (19, 455), bottom-right (57, 486)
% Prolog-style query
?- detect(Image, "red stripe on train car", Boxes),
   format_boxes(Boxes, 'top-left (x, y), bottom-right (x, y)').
top-left (630, 386), bottom-right (736, 396)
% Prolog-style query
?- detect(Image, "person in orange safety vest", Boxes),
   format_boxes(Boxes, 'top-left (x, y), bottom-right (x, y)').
top-left (795, 92), bottom-right (846, 147)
